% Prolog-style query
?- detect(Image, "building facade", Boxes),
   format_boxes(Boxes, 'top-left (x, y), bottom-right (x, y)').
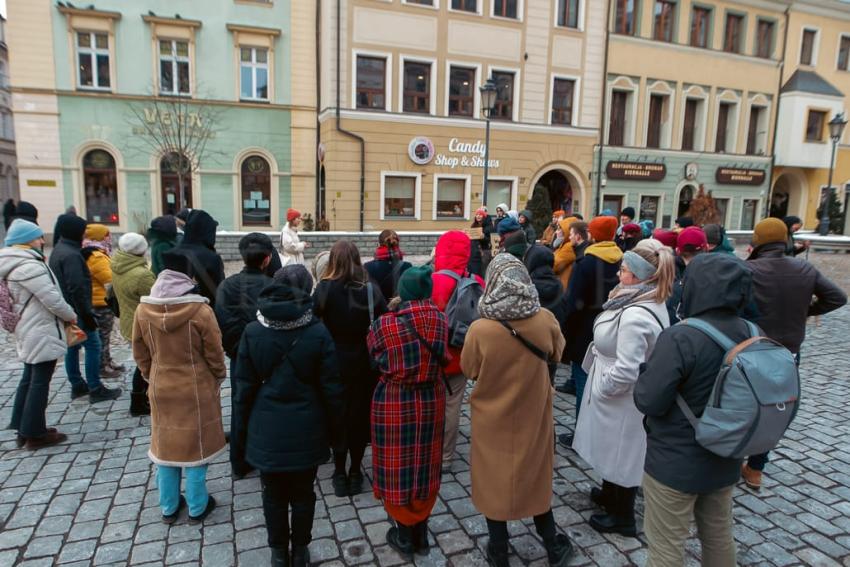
top-left (318, 0), bottom-right (607, 231)
top-left (0, 15), bottom-right (18, 205)
top-left (7, 0), bottom-right (316, 233)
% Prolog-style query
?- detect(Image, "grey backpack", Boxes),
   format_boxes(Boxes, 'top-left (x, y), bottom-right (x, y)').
top-left (676, 318), bottom-right (800, 459)
top-left (436, 270), bottom-right (483, 348)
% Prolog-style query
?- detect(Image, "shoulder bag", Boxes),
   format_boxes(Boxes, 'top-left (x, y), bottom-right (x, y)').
top-left (499, 320), bottom-right (558, 385)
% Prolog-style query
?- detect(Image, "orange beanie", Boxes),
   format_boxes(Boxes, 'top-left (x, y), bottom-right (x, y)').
top-left (588, 216), bottom-right (618, 242)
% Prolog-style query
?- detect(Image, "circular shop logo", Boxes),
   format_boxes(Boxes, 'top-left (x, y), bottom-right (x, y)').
top-left (408, 137), bottom-right (435, 165)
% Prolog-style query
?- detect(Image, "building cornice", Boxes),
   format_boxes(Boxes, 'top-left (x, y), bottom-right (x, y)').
top-left (141, 15), bottom-right (203, 29)
top-left (57, 6), bottom-right (122, 20)
top-left (225, 23), bottom-right (282, 37)
top-left (601, 145), bottom-right (773, 164)
top-left (790, 0), bottom-right (850, 20)
top-left (610, 34), bottom-right (783, 68)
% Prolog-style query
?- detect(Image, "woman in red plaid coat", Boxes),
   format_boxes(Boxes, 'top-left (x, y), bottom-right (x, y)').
top-left (367, 265), bottom-right (449, 559)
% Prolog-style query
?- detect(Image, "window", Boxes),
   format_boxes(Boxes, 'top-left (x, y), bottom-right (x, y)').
top-left (160, 153), bottom-right (193, 216)
top-left (806, 110), bottom-right (827, 142)
top-left (240, 47), bottom-right (269, 101)
top-left (800, 29), bottom-right (816, 66)
top-left (723, 13), bottom-right (744, 53)
top-left (403, 61), bottom-right (431, 114)
top-left (646, 94), bottom-right (666, 148)
top-left (557, 0), bottom-right (579, 28)
top-left (241, 156), bottom-right (271, 226)
top-left (492, 71), bottom-right (515, 121)
top-left (838, 35), bottom-right (850, 71)
top-left (741, 199), bottom-right (759, 230)
top-left (451, 0), bottom-right (477, 12)
top-left (602, 195), bottom-right (624, 217)
top-left (435, 177), bottom-right (467, 219)
top-left (614, 0), bottom-right (636, 35)
top-left (715, 101), bottom-right (732, 152)
top-left (756, 19), bottom-right (774, 59)
top-left (714, 198), bottom-right (729, 226)
top-left (654, 1), bottom-right (676, 43)
top-left (76, 31), bottom-right (110, 90)
top-left (682, 98), bottom-right (699, 151)
top-left (383, 175), bottom-right (418, 219)
top-left (405, 0), bottom-right (434, 5)
top-left (83, 150), bottom-right (118, 224)
top-left (690, 6), bottom-right (711, 48)
top-left (551, 78), bottom-right (576, 125)
top-left (746, 106), bottom-right (764, 155)
top-left (493, 0), bottom-right (519, 19)
top-left (449, 66), bottom-right (475, 117)
top-left (356, 56), bottom-right (387, 110)
top-left (608, 90), bottom-right (629, 146)
top-left (485, 179), bottom-right (514, 210)
top-left (159, 39), bottom-right (190, 95)
top-left (677, 185), bottom-right (694, 218)
top-left (639, 195), bottom-right (660, 224)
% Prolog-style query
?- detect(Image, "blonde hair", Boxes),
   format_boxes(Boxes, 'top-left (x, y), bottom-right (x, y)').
top-left (632, 238), bottom-right (675, 303)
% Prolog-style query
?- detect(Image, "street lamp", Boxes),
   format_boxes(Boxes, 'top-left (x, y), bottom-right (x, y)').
top-left (479, 79), bottom-right (497, 207)
top-left (819, 113), bottom-right (848, 236)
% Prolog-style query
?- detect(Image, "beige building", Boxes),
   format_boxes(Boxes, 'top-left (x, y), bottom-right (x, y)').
top-left (0, 15), bottom-right (17, 206)
top-left (318, 0), bottom-right (607, 231)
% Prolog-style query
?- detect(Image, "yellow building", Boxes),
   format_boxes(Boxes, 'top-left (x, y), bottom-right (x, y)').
top-left (318, 0), bottom-right (607, 231)
top-left (770, 0), bottom-right (850, 229)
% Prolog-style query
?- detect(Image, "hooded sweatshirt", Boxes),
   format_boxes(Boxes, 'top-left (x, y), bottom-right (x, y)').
top-left (173, 210), bottom-right (225, 306)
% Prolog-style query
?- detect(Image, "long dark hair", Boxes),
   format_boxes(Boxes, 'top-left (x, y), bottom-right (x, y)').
top-left (323, 240), bottom-right (367, 284)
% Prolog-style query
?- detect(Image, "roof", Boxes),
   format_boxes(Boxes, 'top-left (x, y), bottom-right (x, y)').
top-left (781, 69), bottom-right (844, 97)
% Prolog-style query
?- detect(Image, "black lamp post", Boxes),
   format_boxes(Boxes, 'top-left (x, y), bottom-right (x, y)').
top-left (819, 112), bottom-right (847, 236)
top-left (479, 79), bottom-right (497, 207)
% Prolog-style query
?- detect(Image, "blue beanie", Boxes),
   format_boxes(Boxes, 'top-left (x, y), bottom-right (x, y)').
top-left (497, 216), bottom-right (521, 236)
top-left (5, 219), bottom-right (44, 246)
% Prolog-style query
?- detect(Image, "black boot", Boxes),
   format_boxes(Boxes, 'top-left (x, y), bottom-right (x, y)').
top-left (270, 547), bottom-right (289, 567)
top-left (386, 523), bottom-right (414, 557)
top-left (291, 545), bottom-right (310, 567)
top-left (589, 484), bottom-right (637, 537)
top-left (412, 520), bottom-right (431, 555)
top-left (543, 533), bottom-right (573, 567)
top-left (590, 480), bottom-right (615, 511)
top-left (129, 392), bottom-right (151, 416)
top-left (485, 540), bottom-right (510, 567)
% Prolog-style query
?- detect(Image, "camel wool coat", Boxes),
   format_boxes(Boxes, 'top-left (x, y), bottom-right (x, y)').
top-left (460, 309), bottom-right (565, 521)
top-left (132, 294), bottom-right (227, 467)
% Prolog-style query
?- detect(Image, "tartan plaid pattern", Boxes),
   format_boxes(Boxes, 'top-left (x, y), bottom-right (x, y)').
top-left (367, 299), bottom-right (449, 506)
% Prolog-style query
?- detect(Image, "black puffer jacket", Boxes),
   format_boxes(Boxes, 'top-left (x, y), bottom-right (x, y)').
top-left (214, 267), bottom-right (272, 358)
top-left (746, 242), bottom-right (846, 354)
top-left (524, 245), bottom-right (564, 320)
top-left (48, 214), bottom-right (96, 330)
top-left (173, 210), bottom-right (225, 306)
top-left (231, 281), bottom-right (345, 475)
top-left (635, 254), bottom-right (754, 495)
top-left (364, 255), bottom-right (412, 302)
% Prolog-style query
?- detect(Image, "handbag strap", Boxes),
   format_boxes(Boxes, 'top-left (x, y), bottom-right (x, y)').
top-left (499, 320), bottom-right (551, 364)
top-left (396, 313), bottom-right (453, 396)
top-left (367, 282), bottom-right (375, 322)
top-left (263, 332), bottom-right (302, 384)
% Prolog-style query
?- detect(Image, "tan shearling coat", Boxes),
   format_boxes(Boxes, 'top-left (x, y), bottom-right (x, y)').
top-left (460, 309), bottom-right (565, 521)
top-left (132, 294), bottom-right (227, 467)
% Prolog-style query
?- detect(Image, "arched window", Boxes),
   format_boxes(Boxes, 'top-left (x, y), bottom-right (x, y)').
top-left (83, 149), bottom-right (119, 224)
top-left (677, 185), bottom-right (695, 219)
top-left (241, 155), bottom-right (271, 225)
top-left (160, 153), bottom-right (192, 216)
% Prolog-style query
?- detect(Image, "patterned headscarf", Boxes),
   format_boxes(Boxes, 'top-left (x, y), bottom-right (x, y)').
top-left (479, 253), bottom-right (540, 321)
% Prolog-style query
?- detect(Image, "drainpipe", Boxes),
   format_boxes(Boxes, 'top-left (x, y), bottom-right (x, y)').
top-left (315, 0), bottom-right (322, 221)
top-left (595, 0), bottom-right (613, 217)
top-left (763, 7), bottom-right (790, 220)
top-left (336, 0), bottom-right (366, 232)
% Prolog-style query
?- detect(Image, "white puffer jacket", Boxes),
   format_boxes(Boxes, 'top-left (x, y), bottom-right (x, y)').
top-left (279, 222), bottom-right (305, 267)
top-left (0, 247), bottom-right (77, 363)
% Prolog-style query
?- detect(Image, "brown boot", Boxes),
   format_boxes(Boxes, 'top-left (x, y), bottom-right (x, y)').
top-left (24, 430), bottom-right (67, 450)
top-left (741, 464), bottom-right (762, 490)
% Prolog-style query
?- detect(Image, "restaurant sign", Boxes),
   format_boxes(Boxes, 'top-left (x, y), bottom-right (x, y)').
top-left (715, 167), bottom-right (766, 186)
top-left (605, 161), bottom-right (666, 181)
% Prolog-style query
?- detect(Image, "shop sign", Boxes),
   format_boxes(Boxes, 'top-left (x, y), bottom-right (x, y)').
top-left (26, 179), bottom-right (56, 187)
top-left (715, 167), bottom-right (766, 186)
top-left (408, 137), bottom-right (435, 165)
top-left (605, 161), bottom-right (666, 181)
top-left (434, 138), bottom-right (500, 169)
top-left (131, 108), bottom-right (216, 139)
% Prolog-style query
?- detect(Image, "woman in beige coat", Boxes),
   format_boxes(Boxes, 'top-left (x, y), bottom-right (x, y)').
top-left (460, 253), bottom-right (572, 567)
top-left (132, 254), bottom-right (227, 525)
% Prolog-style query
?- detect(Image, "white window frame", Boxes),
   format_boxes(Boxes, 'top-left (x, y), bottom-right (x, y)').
top-left (490, 0), bottom-right (524, 22)
top-left (448, 0), bottom-right (482, 16)
top-left (484, 176), bottom-right (518, 211)
top-left (739, 197), bottom-right (761, 230)
top-left (636, 192), bottom-right (665, 226)
top-left (553, 0), bottom-right (584, 31)
top-left (745, 94), bottom-right (771, 156)
top-left (549, 73), bottom-right (581, 127)
top-left (600, 193), bottom-right (627, 216)
top-left (352, 49), bottom-right (393, 112)
top-left (402, 0), bottom-right (440, 9)
top-left (799, 26), bottom-right (820, 67)
top-left (487, 65), bottom-right (521, 122)
top-left (444, 61), bottom-right (481, 118)
top-left (835, 32), bottom-right (850, 72)
top-left (76, 30), bottom-right (111, 91)
top-left (679, 86), bottom-right (708, 151)
top-left (433, 174), bottom-right (472, 220)
top-left (712, 196), bottom-right (732, 228)
top-left (643, 80), bottom-right (675, 149)
top-left (399, 55), bottom-right (438, 116)
top-left (240, 46), bottom-right (270, 102)
top-left (158, 39), bottom-right (192, 96)
top-left (713, 90), bottom-right (740, 153)
top-left (380, 171), bottom-right (422, 221)
top-left (605, 76), bottom-right (639, 146)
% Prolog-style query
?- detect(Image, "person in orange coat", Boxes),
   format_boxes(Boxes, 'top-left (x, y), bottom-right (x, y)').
top-left (82, 224), bottom-right (123, 379)
top-left (540, 210), bottom-right (565, 247)
top-left (553, 217), bottom-right (579, 291)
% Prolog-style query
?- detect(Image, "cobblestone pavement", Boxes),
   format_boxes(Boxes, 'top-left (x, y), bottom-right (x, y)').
top-left (0, 251), bottom-right (849, 566)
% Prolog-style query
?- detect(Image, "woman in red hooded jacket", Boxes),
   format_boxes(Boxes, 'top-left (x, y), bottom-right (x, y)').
top-left (430, 231), bottom-right (485, 471)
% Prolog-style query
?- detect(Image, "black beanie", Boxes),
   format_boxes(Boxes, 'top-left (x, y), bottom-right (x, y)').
top-left (55, 214), bottom-right (87, 242)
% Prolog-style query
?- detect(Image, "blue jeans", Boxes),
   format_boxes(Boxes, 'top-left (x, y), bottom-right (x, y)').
top-left (157, 465), bottom-right (209, 517)
top-left (65, 325), bottom-right (102, 391)
top-left (572, 362), bottom-right (589, 418)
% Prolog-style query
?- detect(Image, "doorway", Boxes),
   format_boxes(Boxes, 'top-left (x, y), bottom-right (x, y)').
top-left (160, 153), bottom-right (193, 216)
top-left (677, 184), bottom-right (696, 218)
top-left (534, 170), bottom-right (574, 214)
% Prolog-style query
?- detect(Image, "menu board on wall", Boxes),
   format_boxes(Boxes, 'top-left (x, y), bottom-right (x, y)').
top-left (606, 161), bottom-right (667, 181)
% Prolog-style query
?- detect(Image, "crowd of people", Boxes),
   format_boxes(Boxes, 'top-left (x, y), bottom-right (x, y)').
top-left (1, 197), bottom-right (847, 567)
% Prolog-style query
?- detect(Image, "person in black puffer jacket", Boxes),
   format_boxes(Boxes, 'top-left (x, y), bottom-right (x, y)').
top-left (634, 254), bottom-right (754, 566)
top-left (364, 230), bottom-right (412, 301)
top-left (231, 265), bottom-right (344, 567)
top-left (523, 245), bottom-right (564, 321)
top-left (519, 209), bottom-right (537, 244)
top-left (172, 210), bottom-right (225, 306)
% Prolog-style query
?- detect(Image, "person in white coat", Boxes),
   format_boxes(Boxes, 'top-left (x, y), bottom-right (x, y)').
top-left (573, 238), bottom-right (674, 537)
top-left (1, 220), bottom-right (78, 449)
top-left (279, 208), bottom-right (307, 266)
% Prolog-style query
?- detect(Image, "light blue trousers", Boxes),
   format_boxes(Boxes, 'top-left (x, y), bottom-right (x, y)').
top-left (157, 464), bottom-right (209, 517)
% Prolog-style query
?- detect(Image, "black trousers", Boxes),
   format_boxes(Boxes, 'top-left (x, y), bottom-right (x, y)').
top-left (486, 509), bottom-right (556, 545)
top-left (132, 367), bottom-right (147, 394)
top-left (9, 360), bottom-right (57, 438)
top-left (261, 467), bottom-right (318, 550)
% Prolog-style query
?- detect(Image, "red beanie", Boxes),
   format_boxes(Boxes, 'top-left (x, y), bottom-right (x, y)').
top-left (652, 229), bottom-right (678, 249)
top-left (588, 216), bottom-right (618, 242)
top-left (676, 226), bottom-right (708, 255)
top-left (287, 208), bottom-right (301, 223)
top-left (622, 223), bottom-right (642, 235)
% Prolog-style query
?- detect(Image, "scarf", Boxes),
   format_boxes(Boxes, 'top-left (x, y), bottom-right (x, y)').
top-left (479, 254), bottom-right (540, 321)
top-left (82, 237), bottom-right (112, 255)
top-left (603, 283), bottom-right (657, 311)
top-left (585, 241), bottom-right (624, 264)
top-left (257, 308), bottom-right (313, 330)
top-left (150, 269), bottom-right (198, 299)
top-left (374, 245), bottom-right (404, 262)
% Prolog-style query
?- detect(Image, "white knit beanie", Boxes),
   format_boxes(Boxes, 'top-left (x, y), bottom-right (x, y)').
top-left (118, 232), bottom-right (148, 256)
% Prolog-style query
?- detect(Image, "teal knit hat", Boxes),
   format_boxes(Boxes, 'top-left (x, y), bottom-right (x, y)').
top-left (398, 265), bottom-right (433, 302)
top-left (4, 219), bottom-right (43, 246)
